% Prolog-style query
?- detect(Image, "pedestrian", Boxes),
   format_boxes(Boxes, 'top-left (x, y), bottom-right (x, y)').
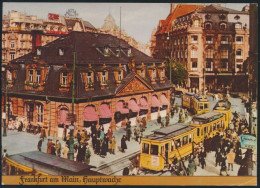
top-left (46, 139), bottom-right (52, 154)
top-left (62, 125), bottom-right (67, 141)
top-left (157, 114), bottom-right (161, 126)
top-left (134, 128), bottom-right (139, 142)
top-left (91, 123), bottom-right (97, 137)
top-left (40, 127), bottom-right (46, 141)
top-left (141, 117), bottom-right (147, 129)
top-left (63, 144), bottom-right (69, 159)
top-left (126, 122), bottom-right (132, 141)
top-left (95, 138), bottom-right (101, 155)
top-left (226, 149), bottom-right (235, 171)
top-left (171, 107), bottom-right (174, 118)
top-left (81, 130), bottom-right (86, 143)
top-left (237, 159), bottom-right (248, 176)
top-left (51, 142), bottom-right (56, 155)
top-left (37, 138), bottom-right (43, 152)
top-left (107, 127), bottom-right (113, 141)
top-left (100, 139), bottom-right (107, 158)
top-left (161, 121), bottom-right (165, 128)
top-left (2, 149), bottom-right (8, 167)
top-left (77, 143), bottom-right (86, 163)
top-left (111, 136), bottom-right (116, 154)
top-left (220, 154), bottom-right (229, 176)
top-left (55, 140), bottom-right (62, 157)
top-left (100, 127), bottom-right (105, 141)
top-left (121, 135), bottom-right (127, 153)
top-left (92, 133), bottom-right (97, 151)
top-left (77, 130), bottom-right (81, 144)
top-left (187, 159), bottom-right (196, 176)
top-left (243, 149), bottom-right (253, 176)
top-left (166, 114), bottom-right (170, 127)
top-left (85, 143), bottom-right (91, 165)
top-left (199, 148), bottom-right (206, 169)
top-left (215, 148), bottom-right (222, 167)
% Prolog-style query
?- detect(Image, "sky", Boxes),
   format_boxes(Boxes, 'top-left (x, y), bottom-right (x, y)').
top-left (3, 2), bottom-right (249, 44)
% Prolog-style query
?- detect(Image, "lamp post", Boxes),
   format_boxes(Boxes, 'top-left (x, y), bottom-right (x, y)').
top-left (3, 112), bottom-right (7, 136)
top-left (2, 66), bottom-right (7, 136)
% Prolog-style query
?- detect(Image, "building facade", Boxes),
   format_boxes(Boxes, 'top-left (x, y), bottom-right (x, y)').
top-left (152, 4), bottom-right (250, 92)
top-left (2, 31), bottom-right (171, 137)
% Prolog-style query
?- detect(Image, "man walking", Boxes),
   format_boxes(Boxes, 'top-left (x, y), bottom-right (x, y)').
top-left (37, 138), bottom-right (43, 152)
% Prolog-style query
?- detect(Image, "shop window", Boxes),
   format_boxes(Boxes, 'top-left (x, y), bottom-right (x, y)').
top-left (142, 143), bottom-right (149, 154)
top-left (150, 145), bottom-right (159, 155)
top-left (236, 36), bottom-right (243, 44)
top-left (36, 103), bottom-right (43, 123)
top-left (206, 36), bottom-right (213, 44)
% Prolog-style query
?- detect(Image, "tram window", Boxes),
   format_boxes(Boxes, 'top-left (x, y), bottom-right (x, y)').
top-left (150, 145), bottom-right (159, 155)
top-left (204, 103), bottom-right (208, 109)
top-left (176, 139), bottom-right (181, 148)
top-left (183, 136), bottom-right (188, 145)
top-left (171, 141), bottom-right (174, 151)
top-left (197, 128), bottom-right (200, 136)
top-left (10, 165), bottom-right (16, 175)
top-left (201, 128), bottom-right (203, 136)
top-left (210, 125), bottom-right (212, 132)
top-left (189, 134), bottom-right (192, 142)
top-left (204, 127), bottom-right (207, 134)
top-left (199, 103), bottom-right (203, 110)
top-left (142, 143), bottom-right (149, 154)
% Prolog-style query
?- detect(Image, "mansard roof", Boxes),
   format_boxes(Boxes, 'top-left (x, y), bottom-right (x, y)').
top-left (12, 31), bottom-right (159, 65)
top-left (197, 4), bottom-right (249, 14)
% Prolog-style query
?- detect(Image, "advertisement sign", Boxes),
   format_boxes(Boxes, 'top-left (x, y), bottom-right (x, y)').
top-left (240, 135), bottom-right (257, 150)
top-left (151, 156), bottom-right (159, 166)
top-left (48, 13), bottom-right (59, 20)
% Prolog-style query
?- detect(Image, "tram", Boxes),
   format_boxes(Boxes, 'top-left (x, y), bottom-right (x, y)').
top-left (213, 100), bottom-right (232, 127)
top-left (4, 151), bottom-right (103, 175)
top-left (182, 92), bottom-right (210, 115)
top-left (140, 124), bottom-right (196, 171)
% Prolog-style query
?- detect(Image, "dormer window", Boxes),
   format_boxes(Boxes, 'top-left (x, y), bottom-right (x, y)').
top-left (118, 70), bottom-right (123, 81)
top-left (221, 36), bottom-right (229, 44)
top-left (87, 71), bottom-right (92, 84)
top-left (59, 48), bottom-right (64, 56)
top-left (127, 48), bottom-right (133, 57)
top-left (194, 20), bottom-right (199, 27)
top-left (29, 70), bottom-right (34, 82)
top-left (104, 47), bottom-right (110, 57)
top-left (235, 23), bottom-right (242, 29)
top-left (205, 22), bottom-right (212, 30)
top-left (141, 70), bottom-right (145, 77)
top-left (101, 71), bottom-right (107, 85)
top-left (62, 72), bottom-right (68, 86)
top-left (220, 23), bottom-right (227, 30)
top-left (7, 70), bottom-right (12, 81)
top-left (116, 49), bottom-right (120, 57)
top-left (35, 70), bottom-right (41, 83)
top-left (37, 49), bottom-right (41, 56)
top-left (161, 69), bottom-right (165, 79)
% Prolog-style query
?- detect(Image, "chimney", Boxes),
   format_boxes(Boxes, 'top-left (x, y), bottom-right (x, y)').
top-left (170, 3), bottom-right (178, 13)
top-left (31, 30), bottom-right (43, 53)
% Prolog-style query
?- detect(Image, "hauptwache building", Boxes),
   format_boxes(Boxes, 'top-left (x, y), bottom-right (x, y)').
top-left (3, 31), bottom-right (172, 137)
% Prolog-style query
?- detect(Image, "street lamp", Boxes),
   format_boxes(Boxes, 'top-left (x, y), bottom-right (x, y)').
top-left (68, 122), bottom-right (75, 160)
top-left (2, 112), bottom-right (7, 136)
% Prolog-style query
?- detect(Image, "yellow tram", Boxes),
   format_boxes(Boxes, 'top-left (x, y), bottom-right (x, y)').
top-left (140, 124), bottom-right (196, 171)
top-left (4, 151), bottom-right (103, 175)
top-left (213, 100), bottom-right (232, 128)
top-left (189, 112), bottom-right (226, 143)
top-left (182, 92), bottom-right (210, 115)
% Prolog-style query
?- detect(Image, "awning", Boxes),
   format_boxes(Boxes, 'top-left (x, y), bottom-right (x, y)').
top-left (116, 101), bottom-right (129, 114)
top-left (99, 103), bottom-right (112, 118)
top-left (139, 97), bottom-right (149, 109)
top-left (151, 95), bottom-right (161, 107)
top-left (128, 99), bottom-right (140, 112)
top-left (83, 106), bottom-right (99, 121)
top-left (160, 94), bottom-right (170, 105)
top-left (59, 108), bottom-right (70, 125)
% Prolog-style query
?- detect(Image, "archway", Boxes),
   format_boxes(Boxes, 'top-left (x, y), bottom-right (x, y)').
top-left (160, 93), bottom-right (170, 118)
top-left (57, 105), bottom-right (70, 138)
top-left (99, 103), bottom-right (112, 133)
top-left (128, 98), bottom-right (140, 126)
top-left (151, 95), bottom-right (161, 120)
top-left (115, 100), bottom-right (129, 129)
top-left (83, 105), bottom-right (98, 134)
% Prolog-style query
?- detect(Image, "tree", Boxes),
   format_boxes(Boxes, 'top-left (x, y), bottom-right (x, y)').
top-left (165, 58), bottom-right (188, 87)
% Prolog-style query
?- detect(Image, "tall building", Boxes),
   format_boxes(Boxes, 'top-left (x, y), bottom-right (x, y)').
top-left (152, 4), bottom-right (250, 92)
top-left (2, 10), bottom-right (97, 66)
top-left (2, 31), bottom-right (171, 137)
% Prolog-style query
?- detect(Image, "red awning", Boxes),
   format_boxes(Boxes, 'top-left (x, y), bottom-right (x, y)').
top-left (116, 101), bottom-right (129, 114)
top-left (59, 109), bottom-right (68, 125)
top-left (83, 106), bottom-right (99, 121)
top-left (139, 97), bottom-right (149, 109)
top-left (160, 94), bottom-right (170, 105)
top-left (99, 104), bottom-right (112, 118)
top-left (151, 95), bottom-right (161, 107)
top-left (128, 99), bottom-right (140, 112)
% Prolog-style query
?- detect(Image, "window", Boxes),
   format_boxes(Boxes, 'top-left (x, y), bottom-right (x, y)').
top-left (191, 35), bottom-right (198, 43)
top-left (213, 123), bottom-right (216, 130)
top-left (36, 103), bottom-right (43, 123)
top-left (101, 71), bottom-right (106, 85)
top-left (236, 63), bottom-right (243, 72)
top-left (199, 103), bottom-right (203, 110)
top-left (152, 69), bottom-right (156, 80)
top-left (221, 61), bottom-right (228, 71)
top-left (191, 49), bottom-right (197, 58)
top-left (175, 139), bottom-right (181, 148)
top-left (191, 62), bottom-right (197, 71)
top-left (10, 53), bottom-right (15, 60)
top-left (220, 23), bottom-right (227, 30)
top-left (21, 42), bottom-right (24, 49)
top-left (29, 70), bottom-right (34, 82)
top-left (236, 36), bottom-right (243, 44)
top-left (177, 39), bottom-right (180, 45)
top-left (194, 20), bottom-right (199, 27)
top-left (236, 49), bottom-right (243, 59)
top-left (182, 136), bottom-right (188, 145)
top-left (2, 41), bottom-right (5, 48)
top-left (150, 145), bottom-right (159, 155)
top-left (206, 36), bottom-right (213, 44)
top-left (141, 70), bottom-right (145, 77)
top-left (7, 70), bottom-right (12, 81)
top-left (235, 23), bottom-right (242, 29)
top-left (35, 70), bottom-right (41, 83)
top-left (204, 103), bottom-right (208, 109)
top-left (37, 49), bottom-right (41, 56)
top-left (142, 143), bottom-right (149, 154)
top-left (205, 22), bottom-right (212, 30)
top-left (206, 61), bottom-right (213, 72)
top-left (221, 50), bottom-right (229, 59)
top-left (206, 49), bottom-right (214, 58)
top-left (181, 51), bottom-right (183, 58)
top-left (127, 48), bottom-right (132, 57)
top-left (118, 70), bottom-right (123, 81)
top-left (161, 69), bottom-right (164, 79)
top-left (197, 128), bottom-right (200, 136)
top-left (181, 38), bottom-right (183, 44)
top-left (10, 41), bottom-right (15, 48)
top-left (59, 48), bottom-right (64, 56)
top-left (174, 39), bottom-right (177, 45)
top-left (62, 72), bottom-right (68, 86)
top-left (189, 134), bottom-right (192, 143)
top-left (87, 71), bottom-right (92, 84)
top-left (221, 36), bottom-right (228, 44)
top-left (26, 103), bottom-right (34, 122)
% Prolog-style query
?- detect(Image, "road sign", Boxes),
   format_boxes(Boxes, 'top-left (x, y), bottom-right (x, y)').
top-left (240, 135), bottom-right (257, 150)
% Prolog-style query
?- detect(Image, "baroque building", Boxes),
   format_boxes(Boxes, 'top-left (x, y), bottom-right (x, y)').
top-left (152, 4), bottom-right (250, 92)
top-left (2, 31), bottom-right (171, 137)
